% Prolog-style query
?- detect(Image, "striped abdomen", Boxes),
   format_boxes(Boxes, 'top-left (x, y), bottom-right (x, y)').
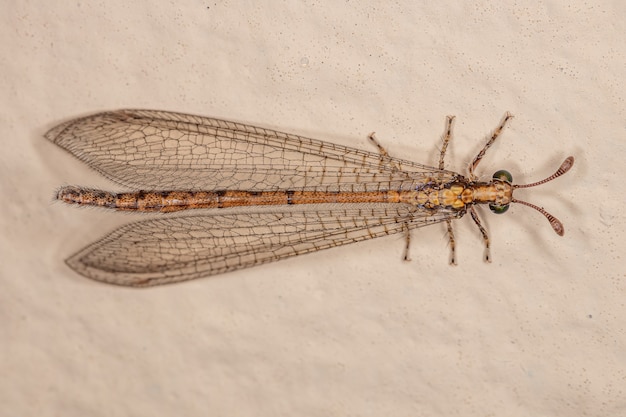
top-left (57, 186), bottom-right (407, 212)
top-left (56, 182), bottom-right (501, 213)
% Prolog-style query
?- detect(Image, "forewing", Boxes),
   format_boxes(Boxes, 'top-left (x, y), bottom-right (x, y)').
top-left (46, 109), bottom-right (458, 191)
top-left (66, 205), bottom-right (458, 287)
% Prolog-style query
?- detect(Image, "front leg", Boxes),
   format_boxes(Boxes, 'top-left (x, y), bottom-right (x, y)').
top-left (439, 116), bottom-right (457, 263)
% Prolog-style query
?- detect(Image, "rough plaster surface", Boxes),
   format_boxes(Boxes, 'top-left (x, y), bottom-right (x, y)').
top-left (1, 1), bottom-right (624, 416)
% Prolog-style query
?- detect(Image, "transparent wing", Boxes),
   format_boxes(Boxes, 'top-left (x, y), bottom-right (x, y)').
top-left (46, 109), bottom-right (459, 192)
top-left (67, 205), bottom-right (459, 287)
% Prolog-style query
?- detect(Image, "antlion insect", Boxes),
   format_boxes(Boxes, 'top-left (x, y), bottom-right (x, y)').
top-left (47, 110), bottom-right (573, 287)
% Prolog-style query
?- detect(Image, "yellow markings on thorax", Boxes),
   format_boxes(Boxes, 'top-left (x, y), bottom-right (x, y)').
top-left (442, 185), bottom-right (471, 209)
top-left (471, 181), bottom-right (513, 206)
top-left (396, 181), bottom-right (513, 211)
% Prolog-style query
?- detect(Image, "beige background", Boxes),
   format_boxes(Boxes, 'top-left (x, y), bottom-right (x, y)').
top-left (1, 1), bottom-right (624, 416)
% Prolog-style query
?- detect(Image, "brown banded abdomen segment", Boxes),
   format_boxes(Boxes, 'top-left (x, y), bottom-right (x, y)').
top-left (57, 186), bottom-right (117, 208)
top-left (56, 186), bottom-right (406, 212)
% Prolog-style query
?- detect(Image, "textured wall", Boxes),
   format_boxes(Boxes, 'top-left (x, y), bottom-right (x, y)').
top-left (1, 1), bottom-right (623, 416)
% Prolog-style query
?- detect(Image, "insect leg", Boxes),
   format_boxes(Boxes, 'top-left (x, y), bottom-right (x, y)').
top-left (469, 207), bottom-right (491, 262)
top-left (402, 222), bottom-right (412, 261)
top-left (438, 115), bottom-right (456, 170)
top-left (446, 220), bottom-right (457, 265)
top-left (368, 133), bottom-right (414, 261)
top-left (469, 112), bottom-right (514, 180)
top-left (367, 132), bottom-right (404, 173)
top-left (439, 115), bottom-right (458, 264)
top-left (367, 132), bottom-right (391, 158)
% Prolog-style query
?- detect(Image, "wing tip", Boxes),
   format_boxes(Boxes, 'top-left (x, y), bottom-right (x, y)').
top-left (64, 255), bottom-right (153, 288)
top-left (44, 118), bottom-right (76, 144)
top-left (45, 110), bottom-right (136, 144)
top-left (65, 250), bottom-right (199, 288)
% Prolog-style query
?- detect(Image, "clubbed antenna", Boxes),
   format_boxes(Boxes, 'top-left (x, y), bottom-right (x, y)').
top-left (512, 157), bottom-right (574, 235)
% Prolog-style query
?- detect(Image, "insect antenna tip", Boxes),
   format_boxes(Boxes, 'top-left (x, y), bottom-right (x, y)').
top-left (511, 198), bottom-right (565, 236)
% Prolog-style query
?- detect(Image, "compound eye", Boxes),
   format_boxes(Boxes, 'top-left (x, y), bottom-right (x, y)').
top-left (489, 203), bottom-right (510, 214)
top-left (492, 169), bottom-right (513, 183)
